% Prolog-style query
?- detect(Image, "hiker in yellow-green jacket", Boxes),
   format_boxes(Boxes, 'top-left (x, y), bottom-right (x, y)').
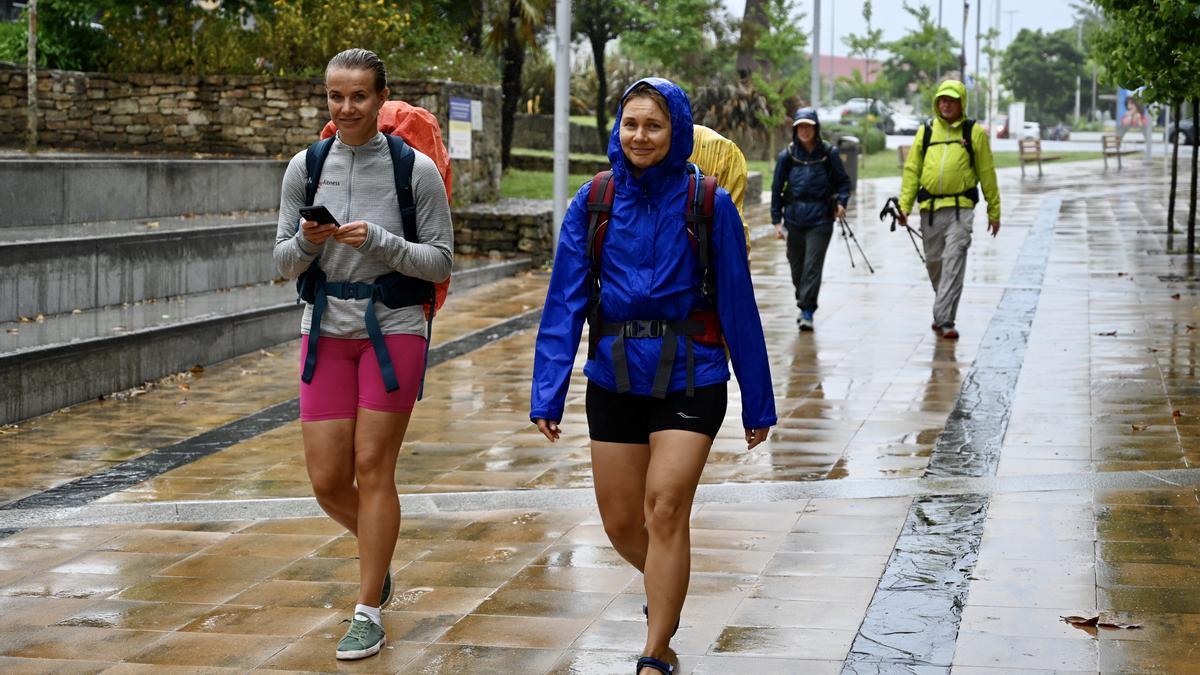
top-left (898, 79), bottom-right (1001, 340)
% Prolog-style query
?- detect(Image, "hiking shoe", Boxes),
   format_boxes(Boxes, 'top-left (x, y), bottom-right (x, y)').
top-left (799, 310), bottom-right (814, 332)
top-left (380, 569), bottom-right (392, 608)
top-left (940, 324), bottom-right (959, 340)
top-left (931, 323), bottom-right (943, 335)
top-left (336, 613), bottom-right (385, 660)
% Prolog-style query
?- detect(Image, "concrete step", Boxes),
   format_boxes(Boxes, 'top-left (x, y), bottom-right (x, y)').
top-left (1, 211), bottom-right (280, 324)
top-left (1, 256), bottom-right (532, 425)
top-left (2, 157), bottom-right (287, 228)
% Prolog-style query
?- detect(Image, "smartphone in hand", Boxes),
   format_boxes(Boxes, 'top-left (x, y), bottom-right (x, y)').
top-left (299, 205), bottom-right (340, 228)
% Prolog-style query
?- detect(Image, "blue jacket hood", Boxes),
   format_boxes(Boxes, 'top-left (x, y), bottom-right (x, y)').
top-left (607, 78), bottom-right (695, 187)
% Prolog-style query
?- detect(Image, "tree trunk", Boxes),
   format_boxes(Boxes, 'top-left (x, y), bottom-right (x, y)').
top-left (736, 0), bottom-right (768, 79)
top-left (499, 3), bottom-right (526, 170)
top-left (592, 36), bottom-right (608, 147)
top-left (1169, 101), bottom-right (1180, 235)
top-left (1189, 99), bottom-right (1199, 255)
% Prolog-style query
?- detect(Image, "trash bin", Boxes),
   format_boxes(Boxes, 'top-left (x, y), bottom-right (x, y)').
top-left (837, 135), bottom-right (859, 198)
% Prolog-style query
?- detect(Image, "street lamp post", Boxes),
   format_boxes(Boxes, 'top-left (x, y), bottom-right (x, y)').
top-left (811, 0), bottom-right (821, 108)
top-left (551, 0), bottom-right (570, 251)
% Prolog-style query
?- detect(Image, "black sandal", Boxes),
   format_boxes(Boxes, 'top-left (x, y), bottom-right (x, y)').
top-left (636, 655), bottom-right (674, 674)
top-left (641, 603), bottom-right (680, 637)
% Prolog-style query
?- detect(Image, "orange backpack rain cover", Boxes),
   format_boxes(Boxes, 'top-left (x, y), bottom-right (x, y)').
top-left (321, 100), bottom-right (453, 316)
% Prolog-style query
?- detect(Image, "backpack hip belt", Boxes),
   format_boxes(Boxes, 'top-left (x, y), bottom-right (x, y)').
top-left (599, 317), bottom-right (711, 398)
top-left (302, 275), bottom-right (428, 394)
top-left (916, 185), bottom-right (980, 220)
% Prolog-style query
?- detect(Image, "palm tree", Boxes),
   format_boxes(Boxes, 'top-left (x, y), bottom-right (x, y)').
top-left (487, 0), bottom-right (552, 169)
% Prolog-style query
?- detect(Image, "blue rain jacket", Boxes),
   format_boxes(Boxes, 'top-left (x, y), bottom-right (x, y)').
top-left (529, 78), bottom-right (777, 431)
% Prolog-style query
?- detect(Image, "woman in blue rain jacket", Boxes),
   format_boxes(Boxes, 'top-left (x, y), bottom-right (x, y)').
top-left (530, 78), bottom-right (776, 675)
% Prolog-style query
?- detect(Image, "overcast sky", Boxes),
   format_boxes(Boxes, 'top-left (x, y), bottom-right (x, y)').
top-left (721, 0), bottom-right (1082, 68)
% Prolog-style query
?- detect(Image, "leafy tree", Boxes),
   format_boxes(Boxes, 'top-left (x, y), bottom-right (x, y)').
top-left (618, 0), bottom-right (731, 90)
top-left (735, 0), bottom-right (768, 78)
top-left (1, 0), bottom-right (111, 71)
top-left (1000, 28), bottom-right (1084, 123)
top-left (486, 0), bottom-right (553, 169)
top-left (840, 0), bottom-right (887, 103)
top-left (747, 0), bottom-right (808, 125)
top-left (1090, 0), bottom-right (1200, 251)
top-left (879, 2), bottom-right (960, 104)
top-left (573, 0), bottom-right (639, 145)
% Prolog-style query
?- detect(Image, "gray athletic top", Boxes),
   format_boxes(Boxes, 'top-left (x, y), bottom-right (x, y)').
top-left (273, 131), bottom-right (454, 339)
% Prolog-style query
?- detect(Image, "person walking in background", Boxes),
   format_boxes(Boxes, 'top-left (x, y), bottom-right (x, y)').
top-left (898, 79), bottom-right (1001, 340)
top-left (770, 107), bottom-right (851, 332)
top-left (530, 78), bottom-right (776, 675)
top-left (272, 48), bottom-right (453, 661)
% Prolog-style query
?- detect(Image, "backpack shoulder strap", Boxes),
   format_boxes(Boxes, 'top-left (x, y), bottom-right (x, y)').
top-left (385, 135), bottom-right (418, 242)
top-left (962, 118), bottom-right (977, 171)
top-left (685, 164), bottom-right (718, 301)
top-left (586, 170), bottom-right (615, 264)
top-left (304, 137), bottom-right (336, 207)
top-left (584, 170), bottom-right (615, 360)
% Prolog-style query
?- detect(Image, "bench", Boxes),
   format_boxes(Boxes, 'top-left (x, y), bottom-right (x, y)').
top-left (1102, 134), bottom-right (1138, 170)
top-left (898, 145), bottom-right (911, 170)
top-left (1018, 138), bottom-right (1063, 178)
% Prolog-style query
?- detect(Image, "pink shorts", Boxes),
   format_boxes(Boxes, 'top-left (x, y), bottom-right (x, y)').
top-left (299, 334), bottom-right (427, 421)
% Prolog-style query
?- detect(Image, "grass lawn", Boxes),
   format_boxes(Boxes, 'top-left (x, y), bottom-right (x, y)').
top-left (503, 151), bottom-right (1107, 200)
top-left (501, 169), bottom-right (593, 199)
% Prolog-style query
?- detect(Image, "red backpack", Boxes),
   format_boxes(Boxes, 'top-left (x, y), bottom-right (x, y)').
top-left (585, 164), bottom-right (724, 398)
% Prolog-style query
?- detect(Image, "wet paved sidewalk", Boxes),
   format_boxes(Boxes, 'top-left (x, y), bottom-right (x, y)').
top-left (2, 158), bottom-right (1200, 672)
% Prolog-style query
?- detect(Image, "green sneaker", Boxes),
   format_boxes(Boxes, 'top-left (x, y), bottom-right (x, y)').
top-left (335, 613), bottom-right (385, 660)
top-left (380, 569), bottom-right (393, 608)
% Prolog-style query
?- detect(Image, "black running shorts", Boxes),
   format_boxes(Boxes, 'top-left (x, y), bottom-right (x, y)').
top-left (585, 380), bottom-right (728, 444)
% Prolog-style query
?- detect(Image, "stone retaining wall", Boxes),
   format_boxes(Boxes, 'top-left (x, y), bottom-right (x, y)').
top-left (453, 199), bottom-right (554, 266)
top-left (0, 64), bottom-right (501, 203)
top-left (514, 113), bottom-right (608, 155)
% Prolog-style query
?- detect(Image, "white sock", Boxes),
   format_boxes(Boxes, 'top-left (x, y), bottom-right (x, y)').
top-left (354, 603), bottom-right (382, 627)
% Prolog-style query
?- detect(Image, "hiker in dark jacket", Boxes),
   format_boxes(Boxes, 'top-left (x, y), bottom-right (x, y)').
top-left (771, 107), bottom-right (851, 332)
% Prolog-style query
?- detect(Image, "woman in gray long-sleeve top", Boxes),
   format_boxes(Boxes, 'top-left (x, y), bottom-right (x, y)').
top-left (272, 48), bottom-right (452, 662)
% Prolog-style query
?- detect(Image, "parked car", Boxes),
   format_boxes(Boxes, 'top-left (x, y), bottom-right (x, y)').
top-left (1044, 123), bottom-right (1071, 141)
top-left (884, 111), bottom-right (921, 135)
top-left (1169, 118), bottom-right (1197, 145)
top-left (995, 117), bottom-right (1040, 139)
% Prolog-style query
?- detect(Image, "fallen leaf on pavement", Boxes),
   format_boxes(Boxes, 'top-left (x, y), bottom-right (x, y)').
top-left (1062, 615), bottom-right (1141, 630)
top-left (5, 328), bottom-right (17, 334)
top-left (1187, 325), bottom-right (1197, 333)
top-left (189, 364), bottom-right (205, 375)
top-left (1171, 293), bottom-right (1182, 300)
top-left (18, 316), bottom-right (33, 323)
top-left (1096, 330), bottom-right (1118, 337)
top-left (1131, 424), bottom-right (1150, 431)
top-left (145, 221), bottom-right (160, 229)
top-left (259, 349), bottom-right (277, 358)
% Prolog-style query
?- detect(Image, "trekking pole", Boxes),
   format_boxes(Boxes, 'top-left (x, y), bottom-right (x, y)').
top-left (880, 196), bottom-right (926, 264)
top-left (836, 216), bottom-right (857, 269)
top-left (838, 215), bottom-right (875, 274)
